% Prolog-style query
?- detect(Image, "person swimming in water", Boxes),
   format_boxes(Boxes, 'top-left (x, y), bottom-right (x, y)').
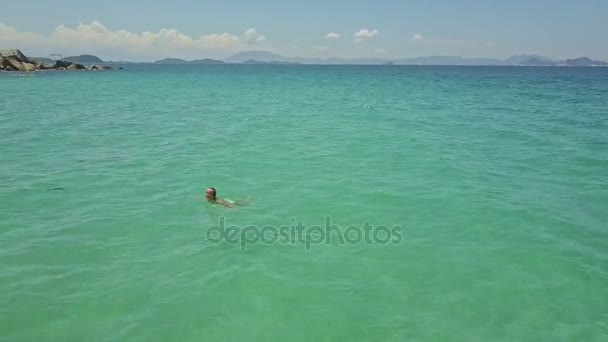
top-left (205, 187), bottom-right (250, 208)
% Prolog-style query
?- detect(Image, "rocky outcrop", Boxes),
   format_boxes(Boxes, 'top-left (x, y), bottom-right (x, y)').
top-left (1, 50), bottom-right (39, 71)
top-left (0, 49), bottom-right (34, 63)
top-left (1, 49), bottom-right (115, 72)
top-left (91, 65), bottom-right (114, 71)
top-left (21, 62), bottom-right (37, 72)
top-left (2, 57), bottom-right (22, 71)
top-left (67, 63), bottom-right (87, 70)
top-left (3, 63), bottom-right (18, 71)
top-left (53, 60), bottom-right (72, 69)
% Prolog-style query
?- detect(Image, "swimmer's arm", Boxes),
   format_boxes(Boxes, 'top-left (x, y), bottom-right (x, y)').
top-left (216, 199), bottom-right (233, 208)
top-left (233, 196), bottom-right (252, 206)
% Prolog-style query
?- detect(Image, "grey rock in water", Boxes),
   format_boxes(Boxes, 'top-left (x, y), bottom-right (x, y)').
top-left (53, 60), bottom-right (72, 69)
top-left (67, 63), bottom-right (87, 70)
top-left (0, 61), bottom-right (19, 71)
top-left (1, 48), bottom-right (113, 72)
top-left (0, 49), bottom-right (34, 64)
top-left (0, 49), bottom-right (41, 72)
top-left (2, 57), bottom-right (22, 71)
top-left (20, 62), bottom-right (37, 72)
top-left (91, 65), bottom-right (114, 71)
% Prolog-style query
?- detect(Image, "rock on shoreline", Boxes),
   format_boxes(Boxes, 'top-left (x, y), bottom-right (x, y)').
top-left (0, 49), bottom-right (114, 72)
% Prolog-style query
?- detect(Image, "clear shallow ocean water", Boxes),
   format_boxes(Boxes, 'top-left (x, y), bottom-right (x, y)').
top-left (1, 65), bottom-right (607, 341)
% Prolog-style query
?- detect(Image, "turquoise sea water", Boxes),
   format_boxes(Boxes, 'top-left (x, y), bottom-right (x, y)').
top-left (1, 65), bottom-right (607, 341)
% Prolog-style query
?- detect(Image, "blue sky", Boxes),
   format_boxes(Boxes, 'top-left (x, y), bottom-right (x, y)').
top-left (1, 0), bottom-right (607, 61)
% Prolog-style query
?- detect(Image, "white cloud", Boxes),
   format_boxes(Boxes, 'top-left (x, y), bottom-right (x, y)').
top-left (0, 23), bottom-right (46, 46)
top-left (313, 46), bottom-right (329, 51)
top-left (412, 34), bottom-right (424, 41)
top-left (354, 29), bottom-right (379, 43)
top-left (51, 21), bottom-right (243, 51)
top-left (326, 32), bottom-right (341, 39)
top-left (375, 48), bottom-right (388, 54)
top-left (244, 28), bottom-right (267, 44)
top-left (0, 21), bottom-right (261, 60)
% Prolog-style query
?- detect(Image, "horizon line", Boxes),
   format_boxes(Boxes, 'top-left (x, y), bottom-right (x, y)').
top-left (8, 48), bottom-right (606, 65)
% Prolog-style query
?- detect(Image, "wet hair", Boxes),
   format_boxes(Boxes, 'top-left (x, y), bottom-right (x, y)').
top-left (207, 187), bottom-right (217, 200)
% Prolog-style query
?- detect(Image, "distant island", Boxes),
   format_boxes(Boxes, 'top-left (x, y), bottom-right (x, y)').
top-left (226, 51), bottom-right (388, 65)
top-left (521, 56), bottom-right (608, 67)
top-left (222, 50), bottom-right (608, 66)
top-left (520, 58), bottom-right (559, 66)
top-left (30, 56), bottom-right (56, 64)
top-left (191, 59), bottom-right (224, 64)
top-left (63, 54), bottom-right (104, 64)
top-left (241, 59), bottom-right (299, 65)
top-left (562, 57), bottom-right (608, 66)
top-left (155, 58), bottom-right (224, 64)
top-left (4, 48), bottom-right (608, 69)
top-left (154, 55), bottom-right (299, 65)
top-left (31, 54), bottom-right (105, 65)
top-left (115, 51), bottom-right (608, 66)
top-left (155, 58), bottom-right (188, 64)
top-left (1, 49), bottom-right (114, 72)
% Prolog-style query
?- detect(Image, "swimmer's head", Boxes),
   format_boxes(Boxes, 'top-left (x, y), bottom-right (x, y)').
top-left (205, 187), bottom-right (217, 201)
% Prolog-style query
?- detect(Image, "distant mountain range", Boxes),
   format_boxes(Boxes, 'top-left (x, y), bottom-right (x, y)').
top-left (561, 57), bottom-right (607, 66)
top-left (224, 51), bottom-right (556, 65)
top-left (504, 54), bottom-right (557, 65)
top-left (222, 51), bottom-right (607, 66)
top-left (155, 58), bottom-right (224, 64)
top-left (241, 59), bottom-right (299, 65)
top-left (29, 52), bottom-right (608, 66)
top-left (226, 51), bottom-right (392, 65)
top-left (30, 54), bottom-right (104, 65)
top-left (521, 57), bottom-right (608, 66)
top-left (63, 55), bottom-right (104, 64)
top-left (30, 57), bottom-right (56, 64)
